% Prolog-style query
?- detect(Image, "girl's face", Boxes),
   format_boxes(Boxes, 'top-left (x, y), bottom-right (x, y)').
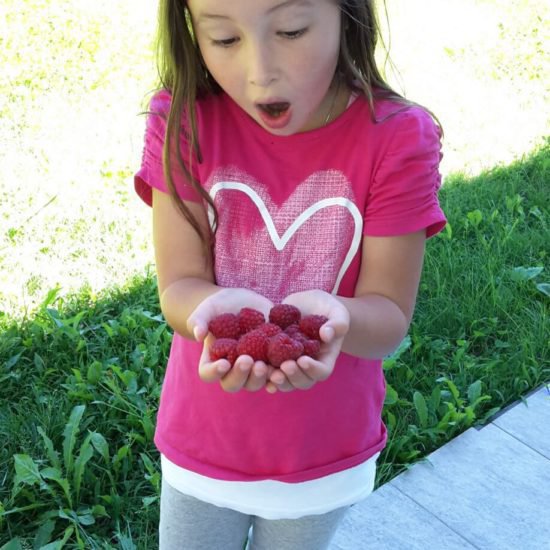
top-left (187, 0), bottom-right (344, 135)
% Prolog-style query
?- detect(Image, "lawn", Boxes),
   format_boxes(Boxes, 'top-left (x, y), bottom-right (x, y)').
top-left (0, 0), bottom-right (549, 547)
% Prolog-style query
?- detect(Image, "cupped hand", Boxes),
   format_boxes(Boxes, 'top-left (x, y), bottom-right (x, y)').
top-left (187, 287), bottom-right (273, 341)
top-left (188, 288), bottom-right (275, 393)
top-left (266, 289), bottom-right (350, 393)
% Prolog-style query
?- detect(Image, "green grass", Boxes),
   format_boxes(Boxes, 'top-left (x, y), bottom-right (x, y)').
top-left (1, 0), bottom-right (549, 546)
top-left (379, 141), bottom-right (550, 483)
top-left (1, 142), bottom-right (548, 547)
top-left (0, 274), bottom-right (165, 548)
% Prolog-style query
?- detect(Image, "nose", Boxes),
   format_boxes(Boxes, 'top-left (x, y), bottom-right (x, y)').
top-left (247, 40), bottom-right (277, 87)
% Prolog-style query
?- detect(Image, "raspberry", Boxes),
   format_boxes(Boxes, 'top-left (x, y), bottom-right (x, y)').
top-left (269, 304), bottom-right (301, 329)
top-left (286, 330), bottom-right (321, 359)
top-left (210, 338), bottom-right (238, 365)
top-left (299, 315), bottom-right (328, 341)
top-left (236, 329), bottom-right (269, 362)
top-left (289, 330), bottom-right (307, 343)
top-left (284, 324), bottom-right (301, 337)
top-left (267, 333), bottom-right (304, 367)
top-left (259, 322), bottom-right (283, 337)
top-left (238, 307), bottom-right (265, 335)
top-left (302, 339), bottom-right (321, 359)
top-left (208, 313), bottom-right (240, 340)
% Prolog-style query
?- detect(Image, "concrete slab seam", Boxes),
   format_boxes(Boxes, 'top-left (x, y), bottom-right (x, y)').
top-left (389, 482), bottom-right (482, 549)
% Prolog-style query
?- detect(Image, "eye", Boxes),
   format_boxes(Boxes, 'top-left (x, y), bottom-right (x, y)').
top-left (278, 28), bottom-right (308, 40)
top-left (211, 37), bottom-right (239, 48)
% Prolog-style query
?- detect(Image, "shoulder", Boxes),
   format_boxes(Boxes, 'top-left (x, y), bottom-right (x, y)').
top-left (372, 97), bottom-right (441, 145)
top-left (339, 93), bottom-right (440, 154)
top-left (147, 88), bottom-right (172, 117)
top-left (146, 88), bottom-right (227, 120)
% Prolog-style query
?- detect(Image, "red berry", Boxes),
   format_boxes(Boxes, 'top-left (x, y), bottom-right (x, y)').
top-left (238, 307), bottom-right (265, 335)
top-left (259, 322), bottom-right (283, 337)
top-left (284, 324), bottom-right (301, 337)
top-left (289, 330), bottom-right (307, 343)
top-left (299, 315), bottom-right (328, 341)
top-left (302, 339), bottom-right (321, 359)
top-left (236, 329), bottom-right (269, 362)
top-left (210, 338), bottom-right (238, 365)
top-left (286, 331), bottom-right (321, 359)
top-left (267, 333), bottom-right (304, 368)
top-left (208, 313), bottom-right (240, 340)
top-left (269, 304), bottom-right (301, 329)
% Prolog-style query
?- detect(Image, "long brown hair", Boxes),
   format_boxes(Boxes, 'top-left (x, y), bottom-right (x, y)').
top-left (151, 0), bottom-right (430, 248)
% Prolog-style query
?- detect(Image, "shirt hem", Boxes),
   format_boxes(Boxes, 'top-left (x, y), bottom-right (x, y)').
top-left (155, 430), bottom-right (387, 483)
top-left (161, 452), bottom-right (381, 520)
top-left (163, 478), bottom-right (377, 520)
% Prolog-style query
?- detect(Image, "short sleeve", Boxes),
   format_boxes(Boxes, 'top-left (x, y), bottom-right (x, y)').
top-left (364, 107), bottom-right (446, 238)
top-left (134, 90), bottom-right (202, 206)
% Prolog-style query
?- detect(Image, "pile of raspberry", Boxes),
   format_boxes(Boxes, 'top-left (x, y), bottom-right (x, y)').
top-left (208, 304), bottom-right (328, 368)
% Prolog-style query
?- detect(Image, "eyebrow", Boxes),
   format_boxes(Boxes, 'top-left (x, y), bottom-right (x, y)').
top-left (197, 0), bottom-right (313, 21)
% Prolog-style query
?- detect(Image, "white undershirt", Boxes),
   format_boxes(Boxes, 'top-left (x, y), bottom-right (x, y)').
top-left (162, 452), bottom-right (380, 520)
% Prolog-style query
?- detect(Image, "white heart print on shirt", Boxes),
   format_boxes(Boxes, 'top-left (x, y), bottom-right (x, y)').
top-left (207, 168), bottom-right (363, 303)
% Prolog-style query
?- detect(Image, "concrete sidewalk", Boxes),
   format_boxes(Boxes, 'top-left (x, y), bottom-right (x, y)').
top-left (331, 384), bottom-right (550, 550)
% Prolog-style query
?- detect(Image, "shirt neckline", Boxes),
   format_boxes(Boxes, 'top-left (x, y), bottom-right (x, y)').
top-left (223, 91), bottom-right (367, 146)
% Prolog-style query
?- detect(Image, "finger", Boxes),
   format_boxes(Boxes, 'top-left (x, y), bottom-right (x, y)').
top-left (296, 356), bottom-right (332, 382)
top-left (264, 366), bottom-right (279, 393)
top-left (323, 307), bottom-right (351, 340)
top-left (198, 335), bottom-right (229, 382)
top-left (194, 323), bottom-right (209, 342)
top-left (187, 312), bottom-right (210, 342)
top-left (220, 356), bottom-right (254, 393)
top-left (244, 361), bottom-right (269, 392)
top-left (280, 360), bottom-right (316, 390)
top-left (320, 324), bottom-right (335, 343)
top-left (270, 367), bottom-right (287, 386)
top-left (268, 367), bottom-right (296, 392)
top-left (199, 359), bottom-right (231, 383)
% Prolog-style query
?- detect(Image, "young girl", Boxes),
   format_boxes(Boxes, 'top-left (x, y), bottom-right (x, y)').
top-left (134, 0), bottom-right (446, 548)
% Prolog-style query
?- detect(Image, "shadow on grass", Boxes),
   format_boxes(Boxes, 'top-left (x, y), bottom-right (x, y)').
top-left (0, 140), bottom-right (548, 546)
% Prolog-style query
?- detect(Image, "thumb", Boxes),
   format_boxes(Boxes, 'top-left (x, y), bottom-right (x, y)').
top-left (187, 316), bottom-right (208, 342)
top-left (320, 324), bottom-right (335, 343)
top-left (193, 322), bottom-right (209, 342)
top-left (321, 305), bottom-right (350, 342)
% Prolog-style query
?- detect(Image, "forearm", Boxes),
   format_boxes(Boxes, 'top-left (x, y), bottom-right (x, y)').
top-left (159, 277), bottom-right (220, 340)
top-left (337, 294), bottom-right (410, 359)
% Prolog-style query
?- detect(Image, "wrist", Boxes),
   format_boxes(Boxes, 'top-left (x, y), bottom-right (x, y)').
top-left (160, 278), bottom-right (220, 340)
top-left (337, 294), bottom-right (409, 359)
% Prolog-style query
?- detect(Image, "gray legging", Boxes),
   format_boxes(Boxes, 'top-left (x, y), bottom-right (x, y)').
top-left (159, 478), bottom-right (349, 550)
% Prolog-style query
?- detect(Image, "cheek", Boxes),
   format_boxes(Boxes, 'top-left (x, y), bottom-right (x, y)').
top-left (294, 34), bottom-right (341, 86)
top-left (196, 36), bottom-right (234, 85)
top-left (200, 50), bottom-right (240, 91)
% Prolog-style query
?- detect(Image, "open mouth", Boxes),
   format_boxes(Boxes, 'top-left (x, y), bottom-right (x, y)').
top-left (258, 102), bottom-right (290, 118)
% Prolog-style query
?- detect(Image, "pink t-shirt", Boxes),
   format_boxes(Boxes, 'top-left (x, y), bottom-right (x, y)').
top-left (135, 89), bottom-right (446, 483)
